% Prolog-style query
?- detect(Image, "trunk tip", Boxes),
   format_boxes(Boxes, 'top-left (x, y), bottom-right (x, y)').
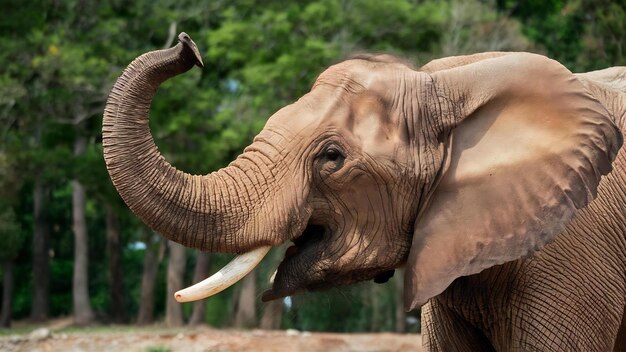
top-left (178, 32), bottom-right (204, 68)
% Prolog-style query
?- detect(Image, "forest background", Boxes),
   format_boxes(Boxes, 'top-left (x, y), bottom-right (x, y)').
top-left (0, 0), bottom-right (624, 332)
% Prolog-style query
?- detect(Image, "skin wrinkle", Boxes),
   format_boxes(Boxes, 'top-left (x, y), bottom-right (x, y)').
top-left (155, 166), bottom-right (180, 240)
top-left (251, 156), bottom-right (276, 202)
top-left (192, 176), bottom-right (206, 249)
top-left (363, 159), bottom-right (403, 243)
top-left (212, 172), bottom-right (227, 250)
top-left (226, 165), bottom-right (255, 211)
top-left (244, 145), bottom-right (280, 180)
top-left (319, 193), bottom-right (351, 262)
top-left (234, 152), bottom-right (269, 192)
top-left (169, 171), bottom-right (190, 243)
top-left (236, 156), bottom-right (264, 203)
top-left (186, 176), bottom-right (199, 248)
top-left (220, 168), bottom-right (245, 251)
top-left (200, 174), bottom-right (210, 250)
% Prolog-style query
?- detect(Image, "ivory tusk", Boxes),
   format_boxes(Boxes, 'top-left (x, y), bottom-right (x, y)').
top-left (175, 245), bottom-right (271, 303)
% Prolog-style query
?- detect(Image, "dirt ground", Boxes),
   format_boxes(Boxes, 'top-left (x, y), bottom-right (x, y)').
top-left (0, 325), bottom-right (423, 352)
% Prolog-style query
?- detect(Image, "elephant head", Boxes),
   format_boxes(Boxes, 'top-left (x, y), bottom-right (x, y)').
top-left (103, 34), bottom-right (622, 310)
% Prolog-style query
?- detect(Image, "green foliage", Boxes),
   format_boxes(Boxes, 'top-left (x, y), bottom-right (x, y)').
top-left (287, 286), bottom-right (390, 332)
top-left (49, 259), bottom-right (73, 316)
top-left (499, 0), bottom-right (626, 71)
top-left (0, 152), bottom-right (22, 204)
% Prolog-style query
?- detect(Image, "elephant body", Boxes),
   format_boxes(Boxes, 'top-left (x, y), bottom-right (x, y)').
top-left (422, 70), bottom-right (626, 351)
top-left (103, 35), bottom-right (625, 351)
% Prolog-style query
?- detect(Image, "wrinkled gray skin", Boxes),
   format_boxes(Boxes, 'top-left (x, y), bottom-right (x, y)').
top-left (103, 35), bottom-right (625, 351)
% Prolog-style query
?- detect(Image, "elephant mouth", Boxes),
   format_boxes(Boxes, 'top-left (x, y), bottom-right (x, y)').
top-left (261, 221), bottom-right (399, 302)
top-left (172, 219), bottom-right (326, 303)
top-left (284, 223), bottom-right (326, 260)
top-left (260, 222), bottom-right (329, 302)
top-left (261, 222), bottom-right (397, 302)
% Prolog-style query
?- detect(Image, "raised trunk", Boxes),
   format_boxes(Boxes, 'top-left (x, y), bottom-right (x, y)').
top-left (189, 251), bottom-right (212, 325)
top-left (0, 260), bottom-right (14, 328)
top-left (72, 179), bottom-right (95, 325)
top-left (106, 204), bottom-right (126, 323)
top-left (369, 284), bottom-right (383, 332)
top-left (137, 230), bottom-right (163, 325)
top-left (394, 268), bottom-right (406, 333)
top-left (72, 131), bottom-right (95, 326)
top-left (260, 248), bottom-right (284, 330)
top-left (165, 241), bottom-right (186, 327)
top-left (260, 299), bottom-right (283, 330)
top-left (102, 33), bottom-right (277, 254)
top-left (30, 178), bottom-right (49, 322)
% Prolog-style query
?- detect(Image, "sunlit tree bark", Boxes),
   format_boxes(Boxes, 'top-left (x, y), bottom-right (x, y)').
top-left (30, 179), bottom-right (50, 322)
top-left (106, 205), bottom-right (126, 323)
top-left (0, 260), bottom-right (14, 327)
top-left (260, 299), bottom-right (283, 330)
top-left (189, 251), bottom-right (211, 326)
top-left (232, 270), bottom-right (257, 328)
top-left (165, 241), bottom-right (186, 327)
top-left (395, 269), bottom-right (406, 333)
top-left (137, 230), bottom-right (164, 325)
top-left (72, 131), bottom-right (94, 326)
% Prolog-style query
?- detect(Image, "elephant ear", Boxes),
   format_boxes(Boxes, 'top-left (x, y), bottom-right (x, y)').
top-left (404, 53), bottom-right (623, 311)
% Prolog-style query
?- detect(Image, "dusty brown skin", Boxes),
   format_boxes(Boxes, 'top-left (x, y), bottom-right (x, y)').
top-left (103, 35), bottom-right (626, 351)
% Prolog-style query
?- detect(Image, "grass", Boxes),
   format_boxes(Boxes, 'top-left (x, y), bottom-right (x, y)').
top-left (145, 346), bottom-right (172, 352)
top-left (0, 325), bottom-right (38, 336)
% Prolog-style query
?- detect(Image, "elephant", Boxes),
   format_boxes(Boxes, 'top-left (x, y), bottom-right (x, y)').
top-left (102, 33), bottom-right (625, 351)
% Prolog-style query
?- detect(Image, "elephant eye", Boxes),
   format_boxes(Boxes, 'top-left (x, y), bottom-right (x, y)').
top-left (318, 145), bottom-right (345, 173)
top-left (325, 148), bottom-right (341, 161)
top-left (317, 144), bottom-right (346, 174)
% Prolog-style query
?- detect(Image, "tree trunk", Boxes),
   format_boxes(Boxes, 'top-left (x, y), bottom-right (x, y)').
top-left (369, 284), bottom-right (382, 332)
top-left (188, 251), bottom-right (211, 326)
top-left (72, 133), bottom-right (94, 325)
top-left (137, 231), bottom-right (163, 325)
top-left (395, 269), bottom-right (406, 333)
top-left (260, 299), bottom-right (283, 330)
top-left (106, 204), bottom-right (126, 323)
top-left (30, 178), bottom-right (49, 322)
top-left (0, 260), bottom-right (14, 328)
top-left (165, 241), bottom-right (186, 327)
top-left (232, 270), bottom-right (257, 328)
top-left (260, 249), bottom-right (283, 330)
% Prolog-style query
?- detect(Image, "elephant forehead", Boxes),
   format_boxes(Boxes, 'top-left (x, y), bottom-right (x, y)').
top-left (263, 89), bottom-right (353, 134)
top-left (314, 58), bottom-right (404, 90)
